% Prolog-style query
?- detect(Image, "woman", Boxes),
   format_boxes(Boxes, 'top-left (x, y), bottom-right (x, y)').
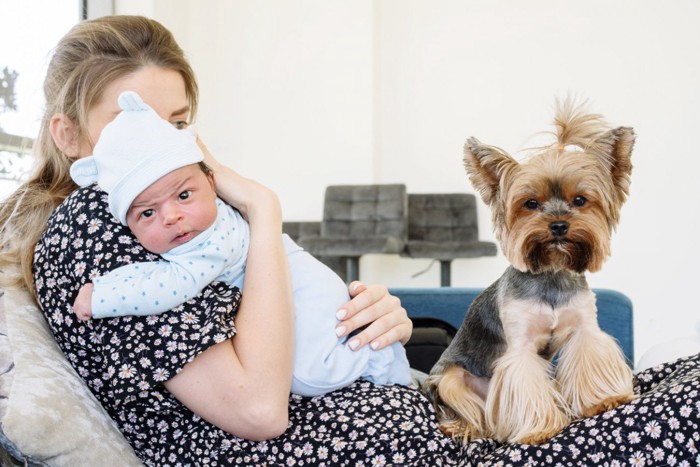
top-left (4, 14), bottom-right (700, 467)
top-left (1, 15), bottom-right (457, 465)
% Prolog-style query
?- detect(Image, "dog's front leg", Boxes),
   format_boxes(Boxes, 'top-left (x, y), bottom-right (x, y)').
top-left (554, 290), bottom-right (636, 418)
top-left (486, 299), bottom-right (570, 444)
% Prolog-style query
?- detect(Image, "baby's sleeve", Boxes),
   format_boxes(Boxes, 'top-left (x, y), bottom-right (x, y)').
top-left (90, 258), bottom-right (219, 318)
top-left (90, 200), bottom-right (246, 319)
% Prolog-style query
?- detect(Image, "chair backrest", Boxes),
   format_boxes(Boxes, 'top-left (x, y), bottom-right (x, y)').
top-left (282, 221), bottom-right (321, 240)
top-left (321, 184), bottom-right (407, 240)
top-left (407, 193), bottom-right (479, 242)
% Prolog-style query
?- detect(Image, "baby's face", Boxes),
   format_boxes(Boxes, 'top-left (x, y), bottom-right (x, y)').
top-left (126, 165), bottom-right (217, 254)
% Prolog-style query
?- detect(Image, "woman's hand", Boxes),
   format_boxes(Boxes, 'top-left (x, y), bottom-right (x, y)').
top-left (197, 137), bottom-right (279, 223)
top-left (335, 282), bottom-right (412, 351)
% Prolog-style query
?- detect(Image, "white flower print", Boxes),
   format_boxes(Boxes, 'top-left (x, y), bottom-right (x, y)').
top-left (74, 261), bottom-right (86, 276)
top-left (644, 420), bottom-right (661, 438)
top-left (87, 218), bottom-right (102, 233)
top-left (118, 364), bottom-right (136, 378)
top-left (509, 449), bottom-right (522, 462)
top-left (153, 368), bottom-right (169, 382)
top-left (679, 405), bottom-right (692, 417)
top-left (629, 451), bottom-right (646, 466)
top-left (118, 235), bottom-right (133, 244)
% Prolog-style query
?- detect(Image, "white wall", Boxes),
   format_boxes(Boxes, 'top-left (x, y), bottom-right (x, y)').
top-left (117, 0), bottom-right (700, 362)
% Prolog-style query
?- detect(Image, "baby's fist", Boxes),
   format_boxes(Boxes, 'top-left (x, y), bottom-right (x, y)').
top-left (73, 283), bottom-right (94, 321)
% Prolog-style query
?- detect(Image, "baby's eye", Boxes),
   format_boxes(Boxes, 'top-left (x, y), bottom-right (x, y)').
top-left (524, 199), bottom-right (540, 210)
top-left (140, 209), bottom-right (155, 219)
top-left (179, 190), bottom-right (192, 200)
top-left (172, 120), bottom-right (189, 130)
top-left (572, 196), bottom-right (587, 207)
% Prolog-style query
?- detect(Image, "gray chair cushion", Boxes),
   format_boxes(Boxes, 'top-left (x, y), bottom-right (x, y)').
top-left (299, 184), bottom-right (408, 257)
top-left (402, 193), bottom-right (497, 260)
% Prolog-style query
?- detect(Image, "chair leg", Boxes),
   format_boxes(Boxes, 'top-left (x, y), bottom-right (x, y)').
top-left (345, 257), bottom-right (360, 283)
top-left (440, 260), bottom-right (451, 287)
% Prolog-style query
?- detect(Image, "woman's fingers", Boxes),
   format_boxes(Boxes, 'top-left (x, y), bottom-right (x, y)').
top-left (196, 136), bottom-right (221, 171)
top-left (335, 283), bottom-right (412, 350)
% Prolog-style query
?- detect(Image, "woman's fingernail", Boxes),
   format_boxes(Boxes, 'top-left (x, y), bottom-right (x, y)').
top-left (349, 339), bottom-right (359, 350)
top-left (335, 326), bottom-right (346, 337)
top-left (335, 308), bottom-right (347, 320)
top-left (351, 282), bottom-right (362, 293)
top-left (371, 341), bottom-right (379, 350)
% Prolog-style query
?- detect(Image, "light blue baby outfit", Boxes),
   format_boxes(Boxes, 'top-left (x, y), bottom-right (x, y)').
top-left (91, 198), bottom-right (412, 396)
top-left (72, 90), bottom-right (412, 396)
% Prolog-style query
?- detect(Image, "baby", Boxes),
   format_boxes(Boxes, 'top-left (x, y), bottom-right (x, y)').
top-left (70, 91), bottom-right (411, 397)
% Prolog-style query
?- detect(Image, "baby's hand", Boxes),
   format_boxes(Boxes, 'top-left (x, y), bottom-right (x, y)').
top-left (73, 283), bottom-right (94, 321)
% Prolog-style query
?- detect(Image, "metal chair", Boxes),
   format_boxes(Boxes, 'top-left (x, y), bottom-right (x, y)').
top-left (297, 184), bottom-right (408, 283)
top-left (401, 193), bottom-right (497, 286)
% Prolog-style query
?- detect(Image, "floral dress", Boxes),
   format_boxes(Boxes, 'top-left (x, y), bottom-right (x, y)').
top-left (34, 185), bottom-right (700, 466)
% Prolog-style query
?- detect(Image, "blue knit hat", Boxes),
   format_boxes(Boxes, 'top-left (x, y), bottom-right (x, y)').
top-left (70, 91), bottom-right (203, 225)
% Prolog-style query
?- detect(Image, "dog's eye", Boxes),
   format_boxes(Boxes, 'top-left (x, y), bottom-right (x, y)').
top-left (572, 196), bottom-right (587, 207)
top-left (524, 199), bottom-right (540, 210)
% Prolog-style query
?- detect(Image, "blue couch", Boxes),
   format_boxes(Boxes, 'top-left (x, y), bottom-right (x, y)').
top-left (389, 287), bottom-right (634, 370)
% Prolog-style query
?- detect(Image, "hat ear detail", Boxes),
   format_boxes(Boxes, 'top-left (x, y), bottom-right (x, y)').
top-left (118, 91), bottom-right (150, 112)
top-left (69, 156), bottom-right (100, 186)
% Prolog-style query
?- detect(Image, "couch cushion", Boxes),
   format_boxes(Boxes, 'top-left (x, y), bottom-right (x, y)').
top-left (0, 288), bottom-right (141, 466)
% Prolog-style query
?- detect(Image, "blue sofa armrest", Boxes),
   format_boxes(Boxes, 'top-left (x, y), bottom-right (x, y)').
top-left (389, 287), bottom-right (634, 365)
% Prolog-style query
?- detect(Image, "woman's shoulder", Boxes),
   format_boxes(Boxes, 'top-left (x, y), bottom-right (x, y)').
top-left (51, 184), bottom-right (110, 220)
top-left (38, 184), bottom-right (131, 264)
top-left (44, 184), bottom-right (122, 239)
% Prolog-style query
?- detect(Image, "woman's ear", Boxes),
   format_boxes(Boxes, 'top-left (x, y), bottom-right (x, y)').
top-left (49, 113), bottom-right (82, 160)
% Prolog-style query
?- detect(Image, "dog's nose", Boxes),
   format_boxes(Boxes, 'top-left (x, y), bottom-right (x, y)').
top-left (550, 221), bottom-right (569, 237)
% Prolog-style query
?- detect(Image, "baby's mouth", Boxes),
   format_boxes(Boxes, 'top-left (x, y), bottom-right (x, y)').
top-left (174, 231), bottom-right (193, 244)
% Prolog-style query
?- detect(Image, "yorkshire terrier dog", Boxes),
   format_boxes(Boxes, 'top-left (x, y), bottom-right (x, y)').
top-left (423, 100), bottom-right (636, 445)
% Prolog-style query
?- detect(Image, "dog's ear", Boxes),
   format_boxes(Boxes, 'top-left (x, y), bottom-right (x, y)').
top-left (593, 126), bottom-right (635, 205)
top-left (463, 137), bottom-right (518, 206)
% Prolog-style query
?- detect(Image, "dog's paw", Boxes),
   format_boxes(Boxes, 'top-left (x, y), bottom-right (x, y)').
top-left (503, 409), bottom-right (570, 445)
top-left (439, 419), bottom-right (486, 444)
top-left (517, 428), bottom-right (563, 445)
top-left (581, 393), bottom-right (637, 418)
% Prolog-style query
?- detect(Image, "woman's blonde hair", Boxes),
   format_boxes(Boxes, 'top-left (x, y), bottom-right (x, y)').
top-left (0, 15), bottom-right (198, 297)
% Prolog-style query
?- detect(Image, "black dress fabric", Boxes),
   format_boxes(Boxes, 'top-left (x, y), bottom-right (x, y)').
top-left (33, 185), bottom-right (700, 466)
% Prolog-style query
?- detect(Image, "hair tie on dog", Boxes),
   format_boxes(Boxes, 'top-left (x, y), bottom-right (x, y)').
top-left (69, 156), bottom-right (99, 186)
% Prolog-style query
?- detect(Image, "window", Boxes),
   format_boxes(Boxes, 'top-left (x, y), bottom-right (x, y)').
top-left (0, 0), bottom-right (87, 199)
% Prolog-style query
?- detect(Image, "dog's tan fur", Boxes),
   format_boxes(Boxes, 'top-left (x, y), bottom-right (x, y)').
top-left (424, 100), bottom-right (636, 444)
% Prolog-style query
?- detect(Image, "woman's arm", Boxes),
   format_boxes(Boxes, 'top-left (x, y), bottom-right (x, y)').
top-left (199, 140), bottom-right (413, 354)
top-left (165, 153), bottom-right (294, 440)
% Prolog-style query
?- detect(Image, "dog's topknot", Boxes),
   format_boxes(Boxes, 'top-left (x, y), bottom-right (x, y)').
top-left (552, 98), bottom-right (608, 154)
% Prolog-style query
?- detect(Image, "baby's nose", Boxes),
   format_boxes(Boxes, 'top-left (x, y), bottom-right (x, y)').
top-left (162, 204), bottom-right (184, 225)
